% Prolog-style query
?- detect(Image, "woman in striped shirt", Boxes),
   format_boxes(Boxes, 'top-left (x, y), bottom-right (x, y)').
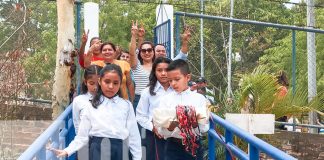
top-left (129, 21), bottom-right (155, 109)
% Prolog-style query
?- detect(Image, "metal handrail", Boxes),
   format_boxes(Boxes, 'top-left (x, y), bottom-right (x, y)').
top-left (18, 105), bottom-right (74, 160)
top-left (275, 121), bottom-right (324, 129)
top-left (174, 11), bottom-right (324, 33)
top-left (208, 113), bottom-right (297, 160)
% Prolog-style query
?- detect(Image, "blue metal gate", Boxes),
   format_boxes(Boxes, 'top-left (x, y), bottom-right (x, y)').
top-left (153, 19), bottom-right (172, 58)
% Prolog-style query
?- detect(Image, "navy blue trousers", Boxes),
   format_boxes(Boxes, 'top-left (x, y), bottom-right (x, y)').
top-left (133, 94), bottom-right (141, 112)
top-left (142, 129), bottom-right (166, 160)
top-left (89, 137), bottom-right (130, 160)
top-left (165, 138), bottom-right (203, 160)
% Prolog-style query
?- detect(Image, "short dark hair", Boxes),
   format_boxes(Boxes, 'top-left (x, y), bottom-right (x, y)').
top-left (154, 44), bottom-right (165, 50)
top-left (167, 59), bottom-right (190, 75)
top-left (100, 42), bottom-right (116, 52)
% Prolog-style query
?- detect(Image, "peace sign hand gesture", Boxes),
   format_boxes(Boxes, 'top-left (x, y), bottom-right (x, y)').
top-left (81, 29), bottom-right (89, 44)
top-left (131, 20), bottom-right (138, 37)
top-left (181, 26), bottom-right (192, 43)
top-left (138, 22), bottom-right (145, 38)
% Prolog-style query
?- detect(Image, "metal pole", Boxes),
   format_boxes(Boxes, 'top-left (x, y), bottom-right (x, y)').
top-left (200, 0), bottom-right (204, 77)
top-left (175, 15), bottom-right (180, 55)
top-left (75, 0), bottom-right (82, 95)
top-left (227, 0), bottom-right (234, 97)
top-left (174, 12), bottom-right (324, 33)
top-left (292, 30), bottom-right (297, 132)
top-left (292, 30), bottom-right (296, 96)
top-left (208, 122), bottom-right (216, 160)
top-left (307, 0), bottom-right (317, 134)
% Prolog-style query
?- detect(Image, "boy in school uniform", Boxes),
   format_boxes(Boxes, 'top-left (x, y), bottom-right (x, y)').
top-left (153, 59), bottom-right (210, 160)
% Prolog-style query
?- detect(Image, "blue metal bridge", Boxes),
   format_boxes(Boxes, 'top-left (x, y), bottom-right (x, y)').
top-left (18, 104), bottom-right (296, 160)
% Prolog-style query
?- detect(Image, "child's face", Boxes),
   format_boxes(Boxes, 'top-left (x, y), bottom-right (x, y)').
top-left (99, 71), bottom-right (121, 98)
top-left (85, 75), bottom-right (99, 95)
top-left (120, 52), bottom-right (130, 63)
top-left (155, 63), bottom-right (169, 84)
top-left (167, 69), bottom-right (190, 93)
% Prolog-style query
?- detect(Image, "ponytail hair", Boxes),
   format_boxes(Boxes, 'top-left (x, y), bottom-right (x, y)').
top-left (81, 65), bottom-right (102, 94)
top-left (149, 57), bottom-right (171, 96)
top-left (91, 64), bottom-right (123, 108)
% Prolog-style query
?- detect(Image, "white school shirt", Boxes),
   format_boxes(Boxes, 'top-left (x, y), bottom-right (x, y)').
top-left (133, 50), bottom-right (188, 95)
top-left (155, 88), bottom-right (210, 139)
top-left (72, 92), bottom-right (92, 132)
top-left (64, 96), bottom-right (142, 160)
top-left (136, 82), bottom-right (174, 131)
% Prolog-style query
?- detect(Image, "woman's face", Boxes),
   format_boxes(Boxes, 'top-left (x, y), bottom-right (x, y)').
top-left (120, 52), bottom-right (130, 63)
top-left (140, 44), bottom-right (154, 63)
top-left (102, 44), bottom-right (115, 62)
top-left (90, 38), bottom-right (101, 54)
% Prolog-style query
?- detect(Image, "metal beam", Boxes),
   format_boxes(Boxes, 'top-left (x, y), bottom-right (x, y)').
top-left (174, 12), bottom-right (324, 34)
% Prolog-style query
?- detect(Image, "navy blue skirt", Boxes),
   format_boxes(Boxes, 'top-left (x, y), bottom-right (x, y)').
top-left (142, 129), bottom-right (166, 160)
top-left (89, 137), bottom-right (130, 160)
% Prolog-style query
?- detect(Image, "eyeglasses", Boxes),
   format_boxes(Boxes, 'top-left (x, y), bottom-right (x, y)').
top-left (141, 48), bottom-right (153, 53)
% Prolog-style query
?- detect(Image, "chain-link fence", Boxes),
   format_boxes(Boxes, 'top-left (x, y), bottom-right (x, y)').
top-left (0, 1), bottom-right (56, 109)
top-left (174, 10), bottom-right (324, 126)
top-left (0, 1), bottom-right (56, 159)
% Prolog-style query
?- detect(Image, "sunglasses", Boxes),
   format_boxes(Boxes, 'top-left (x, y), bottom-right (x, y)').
top-left (141, 48), bottom-right (153, 53)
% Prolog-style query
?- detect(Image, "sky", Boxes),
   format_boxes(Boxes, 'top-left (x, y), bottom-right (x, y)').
top-left (285, 0), bottom-right (302, 9)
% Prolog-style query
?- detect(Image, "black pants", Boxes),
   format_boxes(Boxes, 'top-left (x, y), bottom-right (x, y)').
top-left (165, 138), bottom-right (203, 160)
top-left (142, 129), bottom-right (166, 160)
top-left (89, 137), bottom-right (130, 160)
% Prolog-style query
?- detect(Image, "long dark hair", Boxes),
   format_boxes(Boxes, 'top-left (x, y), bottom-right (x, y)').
top-left (91, 64), bottom-right (123, 108)
top-left (81, 65), bottom-right (102, 94)
top-left (138, 41), bottom-right (155, 65)
top-left (277, 70), bottom-right (289, 87)
top-left (149, 57), bottom-right (172, 96)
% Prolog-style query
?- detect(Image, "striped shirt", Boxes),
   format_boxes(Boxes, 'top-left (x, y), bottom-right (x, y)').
top-left (133, 60), bottom-right (150, 95)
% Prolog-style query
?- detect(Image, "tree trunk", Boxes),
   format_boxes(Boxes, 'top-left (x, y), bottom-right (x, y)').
top-left (52, 0), bottom-right (75, 118)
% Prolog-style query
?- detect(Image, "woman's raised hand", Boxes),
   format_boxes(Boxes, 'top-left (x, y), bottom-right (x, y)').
top-left (131, 20), bottom-right (138, 37)
top-left (81, 29), bottom-right (89, 44)
top-left (138, 22), bottom-right (145, 38)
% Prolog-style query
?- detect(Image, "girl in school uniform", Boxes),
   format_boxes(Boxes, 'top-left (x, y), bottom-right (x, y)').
top-left (136, 57), bottom-right (172, 160)
top-left (51, 64), bottom-right (142, 160)
top-left (72, 65), bottom-right (102, 132)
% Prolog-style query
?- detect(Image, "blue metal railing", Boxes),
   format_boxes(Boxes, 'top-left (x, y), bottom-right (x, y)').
top-left (19, 107), bottom-right (297, 160)
top-left (208, 113), bottom-right (297, 160)
top-left (18, 105), bottom-right (76, 160)
top-left (153, 19), bottom-right (172, 58)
